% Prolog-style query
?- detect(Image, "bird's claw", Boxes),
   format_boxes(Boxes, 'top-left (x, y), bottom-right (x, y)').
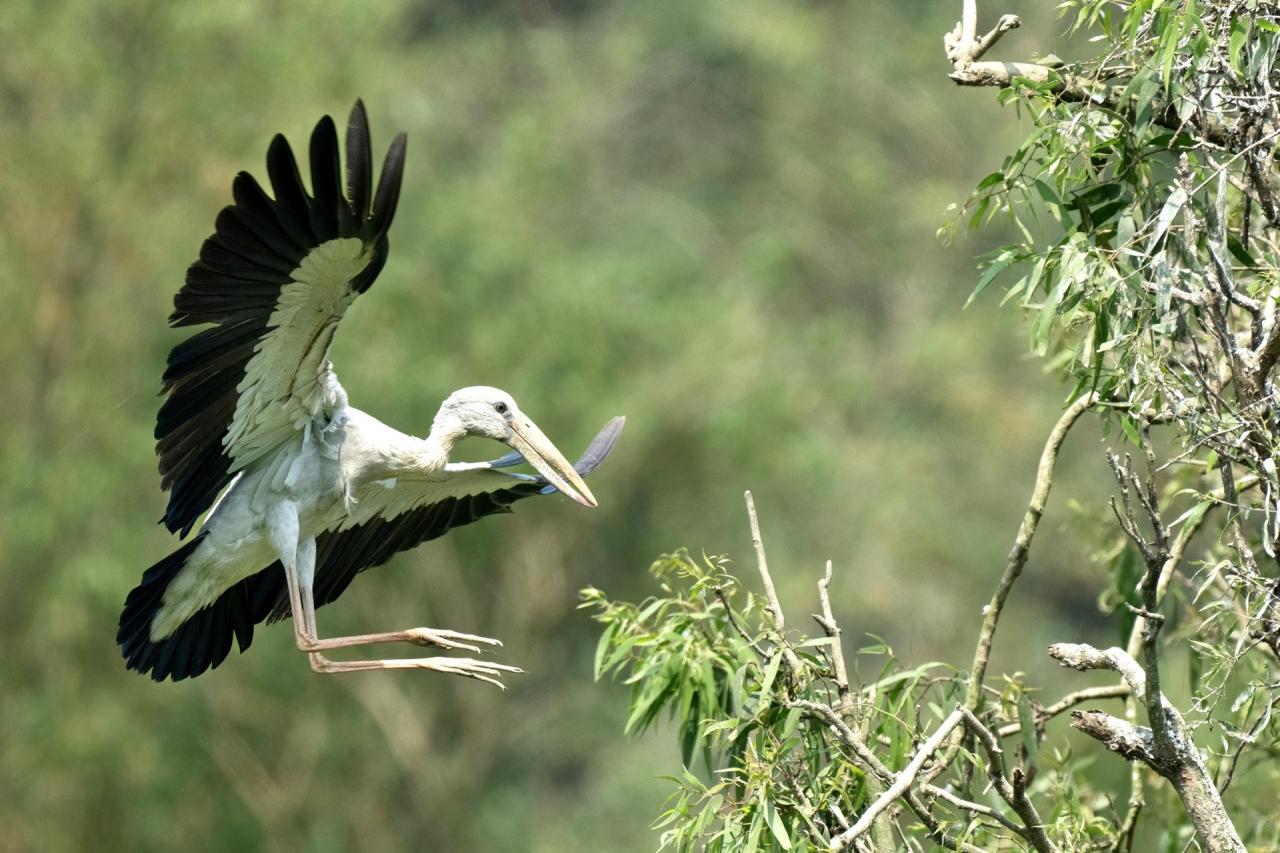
top-left (429, 657), bottom-right (524, 689)
top-left (404, 627), bottom-right (504, 653)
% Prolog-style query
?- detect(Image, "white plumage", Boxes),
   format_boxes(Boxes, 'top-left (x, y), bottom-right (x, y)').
top-left (117, 101), bottom-right (622, 685)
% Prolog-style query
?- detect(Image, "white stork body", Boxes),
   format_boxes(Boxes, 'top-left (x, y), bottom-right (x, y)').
top-left (150, 403), bottom-right (364, 641)
top-left (118, 102), bottom-right (621, 684)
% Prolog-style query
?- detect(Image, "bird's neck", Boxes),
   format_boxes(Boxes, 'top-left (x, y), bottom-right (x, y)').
top-left (412, 414), bottom-right (467, 472)
top-left (425, 425), bottom-right (465, 458)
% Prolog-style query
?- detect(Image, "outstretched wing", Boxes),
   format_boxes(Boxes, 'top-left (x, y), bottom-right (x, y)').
top-left (157, 101), bottom-right (406, 536)
top-left (258, 416), bottom-right (625, 622)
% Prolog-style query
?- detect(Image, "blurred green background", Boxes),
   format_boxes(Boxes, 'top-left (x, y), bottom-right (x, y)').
top-left (0, 1), bottom-right (1112, 850)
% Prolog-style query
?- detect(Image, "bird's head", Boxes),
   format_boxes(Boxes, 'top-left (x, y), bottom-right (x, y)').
top-left (435, 385), bottom-right (598, 508)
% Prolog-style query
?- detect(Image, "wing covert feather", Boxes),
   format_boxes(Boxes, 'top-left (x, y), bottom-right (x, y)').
top-left (156, 100), bottom-right (406, 536)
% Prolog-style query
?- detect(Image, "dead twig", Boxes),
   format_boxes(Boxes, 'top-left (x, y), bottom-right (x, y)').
top-left (814, 560), bottom-right (853, 714)
top-left (744, 491), bottom-right (805, 682)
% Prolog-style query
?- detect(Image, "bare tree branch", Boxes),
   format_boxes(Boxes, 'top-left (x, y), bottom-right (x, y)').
top-left (967, 392), bottom-right (1098, 708)
top-left (995, 684), bottom-right (1131, 738)
top-left (959, 708), bottom-right (1059, 853)
top-left (790, 700), bottom-right (985, 853)
top-left (744, 491), bottom-right (805, 681)
top-left (1049, 643), bottom-right (1245, 852)
top-left (923, 783), bottom-right (1025, 836)
top-left (918, 393), bottom-right (1098, 792)
top-left (833, 707), bottom-right (966, 847)
top-left (814, 560), bottom-right (853, 715)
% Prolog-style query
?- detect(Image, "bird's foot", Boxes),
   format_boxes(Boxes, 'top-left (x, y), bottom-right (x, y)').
top-left (418, 656), bottom-right (523, 689)
top-left (309, 653), bottom-right (522, 688)
top-left (403, 627), bottom-right (504, 653)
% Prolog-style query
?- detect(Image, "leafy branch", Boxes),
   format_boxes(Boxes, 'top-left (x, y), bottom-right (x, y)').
top-left (587, 0), bottom-right (1280, 849)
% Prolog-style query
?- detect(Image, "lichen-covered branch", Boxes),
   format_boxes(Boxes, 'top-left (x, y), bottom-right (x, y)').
top-left (1049, 644), bottom-right (1148, 696)
top-left (1070, 710), bottom-right (1162, 768)
top-left (942, 0), bottom-right (1244, 161)
top-left (1049, 643), bottom-right (1244, 852)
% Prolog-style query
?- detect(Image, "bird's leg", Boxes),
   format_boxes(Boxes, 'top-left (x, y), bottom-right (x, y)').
top-left (302, 626), bottom-right (508, 653)
top-left (266, 499), bottom-right (302, 624)
top-left (270, 506), bottom-right (518, 687)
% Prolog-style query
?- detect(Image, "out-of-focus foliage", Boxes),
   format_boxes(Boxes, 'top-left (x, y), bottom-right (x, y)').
top-left (0, 0), bottom-right (1087, 851)
top-left (588, 1), bottom-right (1280, 851)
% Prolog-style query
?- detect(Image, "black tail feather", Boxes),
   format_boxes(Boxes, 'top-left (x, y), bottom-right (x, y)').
top-left (117, 532), bottom-right (259, 682)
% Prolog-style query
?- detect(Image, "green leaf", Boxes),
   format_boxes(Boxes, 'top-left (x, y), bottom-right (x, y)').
top-left (1119, 415), bottom-right (1142, 448)
top-left (744, 809), bottom-right (763, 853)
top-left (966, 258), bottom-right (1011, 308)
top-left (1189, 641), bottom-right (1203, 693)
top-left (1145, 187), bottom-right (1187, 254)
top-left (976, 170), bottom-right (1005, 191)
top-left (1168, 499), bottom-right (1211, 532)
top-left (766, 804), bottom-right (792, 850)
top-left (625, 667), bottom-right (678, 734)
top-left (1229, 18), bottom-right (1248, 76)
top-left (594, 622), bottom-right (617, 680)
top-left (865, 662), bottom-right (951, 692)
top-left (757, 652), bottom-right (783, 707)
top-left (781, 707), bottom-right (803, 741)
top-left (1232, 683), bottom-right (1257, 714)
top-left (699, 658), bottom-right (720, 710)
top-left (604, 634), bottom-right (642, 675)
top-left (730, 663), bottom-right (750, 712)
top-left (679, 715), bottom-right (698, 768)
top-left (1088, 199), bottom-right (1129, 228)
top-left (701, 717), bottom-right (741, 737)
top-left (1034, 178), bottom-right (1068, 227)
top-left (1228, 234), bottom-right (1258, 268)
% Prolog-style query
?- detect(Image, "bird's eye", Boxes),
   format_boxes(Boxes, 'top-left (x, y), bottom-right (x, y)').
top-left (495, 402), bottom-right (508, 414)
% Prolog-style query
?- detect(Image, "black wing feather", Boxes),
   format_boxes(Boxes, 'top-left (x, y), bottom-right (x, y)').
top-left (156, 102), bottom-right (407, 536)
top-left (345, 100), bottom-right (373, 223)
top-left (266, 134), bottom-right (316, 247)
top-left (231, 172), bottom-right (309, 257)
top-left (370, 133), bottom-right (408, 243)
top-left (211, 208), bottom-right (302, 272)
top-left (308, 117), bottom-right (342, 242)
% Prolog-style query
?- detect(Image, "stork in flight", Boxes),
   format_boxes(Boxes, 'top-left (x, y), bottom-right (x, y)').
top-left (117, 101), bottom-right (623, 685)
